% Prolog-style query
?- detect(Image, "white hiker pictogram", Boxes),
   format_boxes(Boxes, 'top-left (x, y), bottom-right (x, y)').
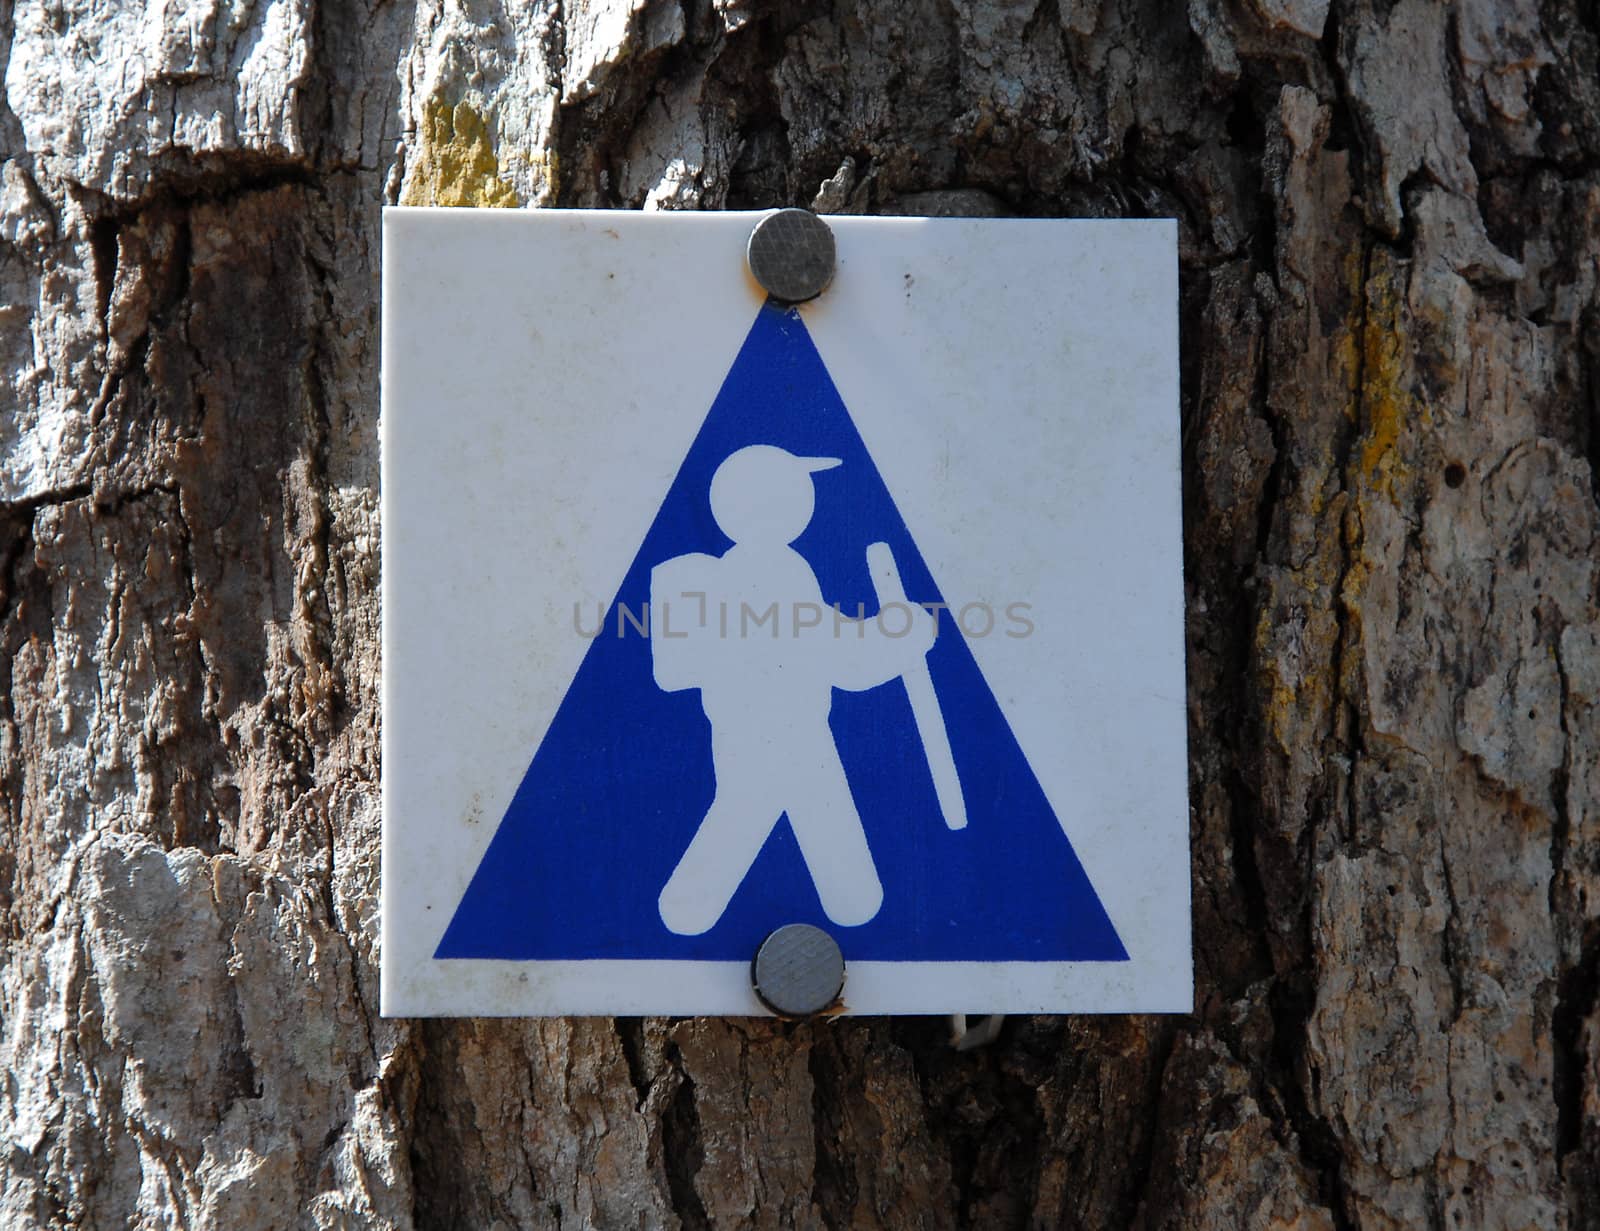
top-left (650, 444), bottom-right (965, 935)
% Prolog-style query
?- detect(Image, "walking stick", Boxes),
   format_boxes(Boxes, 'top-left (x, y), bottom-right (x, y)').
top-left (866, 541), bottom-right (968, 831)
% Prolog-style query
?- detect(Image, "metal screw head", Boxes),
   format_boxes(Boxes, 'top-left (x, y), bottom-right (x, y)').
top-left (752, 924), bottom-right (844, 1018)
top-left (746, 209), bottom-right (836, 304)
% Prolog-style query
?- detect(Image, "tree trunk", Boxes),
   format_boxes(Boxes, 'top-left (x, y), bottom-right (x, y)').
top-left (1, 0), bottom-right (1597, 1226)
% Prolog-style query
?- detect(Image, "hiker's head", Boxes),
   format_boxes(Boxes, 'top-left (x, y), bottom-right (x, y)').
top-left (710, 445), bottom-right (841, 545)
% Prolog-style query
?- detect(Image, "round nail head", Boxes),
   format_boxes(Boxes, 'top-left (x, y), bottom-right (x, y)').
top-left (752, 924), bottom-right (844, 1018)
top-left (747, 209), bottom-right (836, 303)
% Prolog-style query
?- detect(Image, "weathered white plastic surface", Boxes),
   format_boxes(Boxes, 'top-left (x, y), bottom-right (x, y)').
top-left (381, 208), bottom-right (1189, 1016)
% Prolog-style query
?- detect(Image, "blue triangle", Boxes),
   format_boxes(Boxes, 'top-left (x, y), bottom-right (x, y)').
top-left (435, 304), bottom-right (1128, 963)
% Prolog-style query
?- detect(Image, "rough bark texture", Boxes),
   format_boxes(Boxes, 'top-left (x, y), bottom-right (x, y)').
top-left (0, 0), bottom-right (1597, 1227)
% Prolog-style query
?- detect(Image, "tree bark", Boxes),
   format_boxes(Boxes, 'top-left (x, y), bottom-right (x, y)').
top-left (1, 0), bottom-right (1597, 1227)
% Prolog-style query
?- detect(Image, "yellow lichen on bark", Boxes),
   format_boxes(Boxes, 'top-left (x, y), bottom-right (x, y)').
top-left (1356, 269), bottom-right (1409, 498)
top-left (401, 99), bottom-right (520, 208)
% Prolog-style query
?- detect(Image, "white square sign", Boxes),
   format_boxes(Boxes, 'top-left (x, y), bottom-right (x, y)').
top-left (381, 208), bottom-right (1189, 1017)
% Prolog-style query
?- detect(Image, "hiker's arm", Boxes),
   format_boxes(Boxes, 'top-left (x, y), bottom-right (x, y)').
top-left (830, 604), bottom-right (936, 691)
